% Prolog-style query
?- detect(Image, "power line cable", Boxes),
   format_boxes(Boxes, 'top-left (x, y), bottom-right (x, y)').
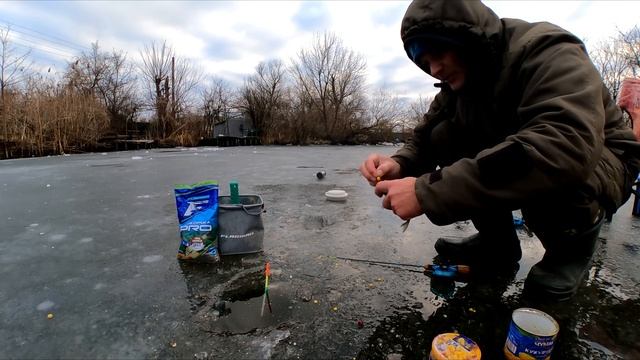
top-left (10, 40), bottom-right (75, 59)
top-left (0, 24), bottom-right (82, 57)
top-left (6, 35), bottom-right (78, 58)
top-left (0, 19), bottom-right (90, 53)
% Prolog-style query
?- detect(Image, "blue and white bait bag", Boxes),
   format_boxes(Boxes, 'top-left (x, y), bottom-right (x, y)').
top-left (174, 181), bottom-right (220, 262)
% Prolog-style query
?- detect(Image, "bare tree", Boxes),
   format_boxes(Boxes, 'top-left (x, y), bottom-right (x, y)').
top-left (139, 41), bottom-right (172, 138)
top-left (291, 32), bottom-right (367, 142)
top-left (67, 43), bottom-right (138, 133)
top-left (620, 25), bottom-right (640, 76)
top-left (590, 37), bottom-right (630, 101)
top-left (0, 27), bottom-right (31, 99)
top-left (350, 88), bottom-right (403, 143)
top-left (407, 95), bottom-right (432, 128)
top-left (0, 26), bottom-right (32, 158)
top-left (284, 80), bottom-right (319, 144)
top-left (100, 50), bottom-right (138, 134)
top-left (171, 56), bottom-right (202, 125)
top-left (139, 41), bottom-right (202, 139)
top-left (66, 42), bottom-right (109, 95)
top-left (366, 88), bottom-right (403, 130)
top-left (202, 76), bottom-right (234, 137)
top-left (238, 59), bottom-right (287, 142)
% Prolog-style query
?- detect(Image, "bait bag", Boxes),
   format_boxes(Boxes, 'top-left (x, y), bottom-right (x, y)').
top-left (174, 181), bottom-right (220, 262)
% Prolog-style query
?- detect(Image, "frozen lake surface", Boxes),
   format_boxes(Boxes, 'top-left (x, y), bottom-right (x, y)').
top-left (1, 145), bottom-right (639, 359)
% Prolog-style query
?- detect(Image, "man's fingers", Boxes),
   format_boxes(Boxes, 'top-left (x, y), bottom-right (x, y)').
top-left (374, 181), bottom-right (388, 198)
top-left (375, 163), bottom-right (388, 179)
top-left (382, 194), bottom-right (391, 210)
top-left (360, 162), bottom-right (377, 185)
top-left (359, 163), bottom-right (370, 180)
top-left (365, 155), bottom-right (380, 178)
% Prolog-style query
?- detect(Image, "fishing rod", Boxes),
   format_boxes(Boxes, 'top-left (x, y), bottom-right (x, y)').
top-left (335, 255), bottom-right (424, 269)
top-left (335, 256), bottom-right (471, 278)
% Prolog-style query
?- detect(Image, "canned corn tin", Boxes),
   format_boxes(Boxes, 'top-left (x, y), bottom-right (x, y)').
top-left (430, 333), bottom-right (481, 360)
top-left (504, 308), bottom-right (559, 360)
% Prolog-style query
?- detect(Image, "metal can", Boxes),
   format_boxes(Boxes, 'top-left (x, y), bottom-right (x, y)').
top-left (430, 333), bottom-right (481, 360)
top-left (504, 308), bottom-right (559, 360)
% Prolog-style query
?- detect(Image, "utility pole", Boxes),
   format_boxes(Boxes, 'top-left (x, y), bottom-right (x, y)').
top-left (171, 56), bottom-right (175, 121)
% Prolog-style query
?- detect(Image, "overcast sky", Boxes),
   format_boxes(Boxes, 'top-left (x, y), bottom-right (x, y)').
top-left (1, 1), bottom-right (639, 100)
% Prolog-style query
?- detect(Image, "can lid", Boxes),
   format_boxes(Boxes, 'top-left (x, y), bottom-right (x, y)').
top-left (512, 308), bottom-right (559, 337)
top-left (430, 333), bottom-right (481, 360)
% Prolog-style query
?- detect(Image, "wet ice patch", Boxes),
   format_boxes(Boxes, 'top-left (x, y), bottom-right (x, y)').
top-left (79, 237), bottom-right (93, 244)
top-left (622, 242), bottom-right (640, 253)
top-left (29, 223), bottom-right (39, 227)
top-left (37, 300), bottom-right (55, 311)
top-left (133, 220), bottom-right (154, 227)
top-left (136, 195), bottom-right (152, 199)
top-left (131, 156), bottom-right (143, 160)
top-left (251, 329), bottom-right (290, 359)
top-left (142, 255), bottom-right (163, 263)
top-left (94, 283), bottom-right (106, 290)
top-left (49, 234), bottom-right (67, 242)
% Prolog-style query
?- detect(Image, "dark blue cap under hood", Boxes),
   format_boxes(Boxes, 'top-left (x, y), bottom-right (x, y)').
top-left (400, 0), bottom-right (504, 78)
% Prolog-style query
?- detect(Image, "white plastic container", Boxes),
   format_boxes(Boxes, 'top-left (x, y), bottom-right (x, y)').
top-left (325, 189), bottom-right (348, 202)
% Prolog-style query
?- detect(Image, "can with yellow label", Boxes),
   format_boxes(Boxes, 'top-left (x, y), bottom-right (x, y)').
top-left (504, 308), bottom-right (559, 360)
top-left (430, 332), bottom-right (481, 360)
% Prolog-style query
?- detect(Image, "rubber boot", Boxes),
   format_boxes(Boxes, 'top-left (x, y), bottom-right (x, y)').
top-left (524, 213), bottom-right (604, 302)
top-left (434, 211), bottom-right (522, 266)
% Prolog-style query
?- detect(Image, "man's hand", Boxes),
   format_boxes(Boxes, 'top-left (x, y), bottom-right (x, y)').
top-left (359, 153), bottom-right (402, 186)
top-left (374, 177), bottom-right (423, 220)
top-left (620, 94), bottom-right (640, 140)
top-left (618, 78), bottom-right (640, 141)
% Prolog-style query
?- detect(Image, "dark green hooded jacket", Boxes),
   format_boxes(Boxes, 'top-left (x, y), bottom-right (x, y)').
top-left (392, 0), bottom-right (640, 225)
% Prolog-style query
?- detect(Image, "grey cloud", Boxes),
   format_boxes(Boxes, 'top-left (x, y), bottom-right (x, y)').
top-left (375, 77), bottom-right (437, 97)
top-left (5, 2), bottom-right (236, 56)
top-left (201, 27), bottom-right (288, 66)
top-left (292, 2), bottom-right (329, 32)
top-left (377, 56), bottom-right (412, 74)
top-left (203, 37), bottom-right (243, 61)
top-left (243, 24), bottom-right (290, 59)
top-left (566, 2), bottom-right (591, 23)
top-left (372, 56), bottom-right (437, 96)
top-left (370, 3), bottom-right (407, 28)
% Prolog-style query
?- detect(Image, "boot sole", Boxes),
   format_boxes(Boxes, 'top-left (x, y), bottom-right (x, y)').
top-left (523, 277), bottom-right (581, 302)
top-left (435, 242), bottom-right (522, 265)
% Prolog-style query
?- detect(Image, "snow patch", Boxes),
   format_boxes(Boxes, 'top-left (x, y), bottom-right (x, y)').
top-left (142, 255), bottom-right (163, 263)
top-left (36, 300), bottom-right (55, 311)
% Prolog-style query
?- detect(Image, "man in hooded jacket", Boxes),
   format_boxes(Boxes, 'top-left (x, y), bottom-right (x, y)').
top-left (360, 0), bottom-right (640, 301)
